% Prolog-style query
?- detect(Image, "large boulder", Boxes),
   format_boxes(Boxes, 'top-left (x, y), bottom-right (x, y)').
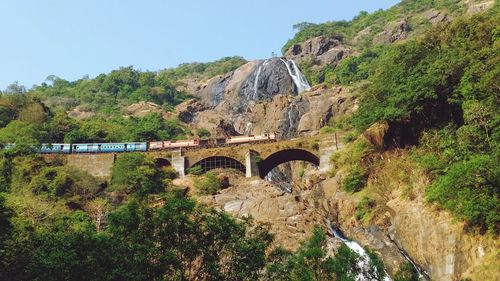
top-left (423, 9), bottom-right (449, 24)
top-left (125, 101), bottom-right (163, 118)
top-left (373, 19), bottom-right (411, 44)
top-left (285, 36), bottom-right (351, 67)
top-left (297, 86), bottom-right (357, 134)
top-left (175, 99), bottom-right (207, 123)
top-left (363, 121), bottom-right (389, 149)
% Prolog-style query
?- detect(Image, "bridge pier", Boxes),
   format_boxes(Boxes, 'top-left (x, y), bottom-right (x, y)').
top-left (171, 149), bottom-right (186, 177)
top-left (245, 150), bottom-right (260, 178)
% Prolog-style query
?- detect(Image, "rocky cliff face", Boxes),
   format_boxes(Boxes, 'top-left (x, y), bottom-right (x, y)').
top-left (173, 57), bottom-right (355, 139)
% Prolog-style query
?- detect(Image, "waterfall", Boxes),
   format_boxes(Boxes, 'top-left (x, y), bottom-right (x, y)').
top-left (253, 59), bottom-right (268, 100)
top-left (325, 220), bottom-right (392, 281)
top-left (280, 58), bottom-right (311, 93)
top-left (244, 122), bottom-right (253, 135)
top-left (387, 235), bottom-right (429, 280)
top-left (265, 166), bottom-right (293, 193)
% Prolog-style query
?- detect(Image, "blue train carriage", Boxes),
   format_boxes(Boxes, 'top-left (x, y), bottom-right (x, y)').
top-left (39, 143), bottom-right (71, 154)
top-left (72, 143), bottom-right (99, 153)
top-left (100, 143), bottom-right (126, 153)
top-left (125, 142), bottom-right (147, 152)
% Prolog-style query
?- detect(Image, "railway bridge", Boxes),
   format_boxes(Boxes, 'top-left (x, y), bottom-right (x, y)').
top-left (49, 136), bottom-right (339, 179)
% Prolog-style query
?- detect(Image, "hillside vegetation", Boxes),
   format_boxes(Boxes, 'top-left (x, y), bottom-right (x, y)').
top-left (327, 4), bottom-right (499, 233)
top-left (283, 0), bottom-right (463, 53)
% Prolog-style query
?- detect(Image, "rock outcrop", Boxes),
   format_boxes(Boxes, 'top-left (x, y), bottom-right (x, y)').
top-left (285, 36), bottom-right (351, 67)
top-left (387, 192), bottom-right (499, 281)
top-left (466, 0), bottom-right (495, 15)
top-left (373, 19), bottom-right (411, 44)
top-left (424, 9), bottom-right (449, 24)
top-left (67, 106), bottom-right (96, 120)
top-left (125, 101), bottom-right (163, 117)
top-left (363, 121), bottom-right (389, 149)
top-left (297, 86), bottom-right (357, 135)
top-left (175, 99), bottom-right (207, 123)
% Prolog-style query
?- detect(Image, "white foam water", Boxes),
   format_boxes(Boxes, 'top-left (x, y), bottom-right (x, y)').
top-left (280, 58), bottom-right (311, 93)
top-left (326, 220), bottom-right (392, 281)
top-left (253, 59), bottom-right (268, 100)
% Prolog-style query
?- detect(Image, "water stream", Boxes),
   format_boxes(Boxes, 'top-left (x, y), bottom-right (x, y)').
top-left (280, 58), bottom-right (311, 93)
top-left (387, 235), bottom-right (430, 280)
top-left (325, 219), bottom-right (392, 281)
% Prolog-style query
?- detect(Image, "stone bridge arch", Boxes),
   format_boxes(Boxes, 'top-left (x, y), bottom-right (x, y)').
top-left (258, 148), bottom-right (320, 178)
top-left (189, 156), bottom-right (246, 174)
top-left (154, 157), bottom-right (172, 168)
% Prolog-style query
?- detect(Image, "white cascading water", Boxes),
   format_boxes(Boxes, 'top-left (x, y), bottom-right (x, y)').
top-left (326, 220), bottom-right (392, 281)
top-left (253, 59), bottom-right (269, 100)
top-left (244, 122), bottom-right (253, 135)
top-left (280, 58), bottom-right (311, 93)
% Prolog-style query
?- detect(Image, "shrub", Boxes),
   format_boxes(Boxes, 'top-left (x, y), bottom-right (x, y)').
top-left (426, 155), bottom-right (499, 233)
top-left (162, 166), bottom-right (179, 180)
top-left (355, 196), bottom-right (376, 221)
top-left (341, 132), bottom-right (357, 143)
top-left (299, 169), bottom-right (305, 178)
top-left (186, 165), bottom-right (203, 175)
top-left (342, 166), bottom-right (368, 192)
top-left (330, 138), bottom-right (373, 174)
top-left (310, 142), bottom-right (319, 151)
top-left (194, 172), bottom-right (222, 195)
top-left (110, 153), bottom-right (164, 196)
top-left (319, 126), bottom-right (336, 134)
top-left (196, 128), bottom-right (211, 138)
top-left (394, 262), bottom-right (419, 281)
top-left (255, 156), bottom-right (263, 164)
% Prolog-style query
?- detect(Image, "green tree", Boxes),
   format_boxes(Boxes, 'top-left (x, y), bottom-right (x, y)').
top-left (110, 153), bottom-right (164, 196)
top-left (194, 172), bottom-right (222, 195)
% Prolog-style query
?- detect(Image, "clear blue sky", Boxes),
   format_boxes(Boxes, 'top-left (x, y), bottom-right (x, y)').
top-left (0, 0), bottom-right (400, 90)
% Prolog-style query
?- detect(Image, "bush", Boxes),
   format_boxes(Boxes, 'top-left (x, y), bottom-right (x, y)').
top-left (342, 166), bottom-right (368, 192)
top-left (341, 132), bottom-right (357, 143)
top-left (355, 196), bottom-right (376, 221)
top-left (194, 172), bottom-right (222, 195)
top-left (196, 128), bottom-right (211, 138)
top-left (426, 154), bottom-right (499, 233)
top-left (110, 153), bottom-right (164, 196)
top-left (255, 156), bottom-right (263, 164)
top-left (162, 166), bottom-right (179, 180)
top-left (330, 138), bottom-right (373, 174)
top-left (319, 126), bottom-right (336, 134)
top-left (394, 262), bottom-right (419, 281)
top-left (310, 142), bottom-right (319, 151)
top-left (186, 165), bottom-right (203, 175)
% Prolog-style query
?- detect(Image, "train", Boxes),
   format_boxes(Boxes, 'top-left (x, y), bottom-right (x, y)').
top-left (2, 133), bottom-right (277, 154)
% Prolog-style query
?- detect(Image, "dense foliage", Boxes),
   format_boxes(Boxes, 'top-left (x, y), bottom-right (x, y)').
top-left (359, 11), bottom-right (498, 233)
top-left (0, 144), bottom-right (386, 280)
top-left (0, 192), bottom-right (273, 281)
top-left (158, 56), bottom-right (247, 82)
top-left (324, 6), bottom-right (500, 233)
top-left (282, 0), bottom-right (462, 54)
